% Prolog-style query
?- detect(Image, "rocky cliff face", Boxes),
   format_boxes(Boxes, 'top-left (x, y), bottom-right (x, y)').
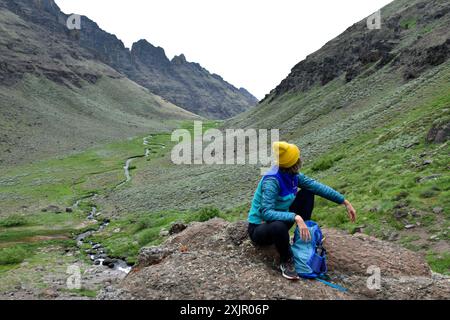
top-left (99, 219), bottom-right (450, 300)
top-left (1, 0), bottom-right (258, 119)
top-left (0, 0), bottom-right (198, 165)
top-left (264, 0), bottom-right (449, 102)
top-left (129, 41), bottom-right (259, 119)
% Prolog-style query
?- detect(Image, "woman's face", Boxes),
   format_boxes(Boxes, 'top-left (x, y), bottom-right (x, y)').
top-left (286, 158), bottom-right (302, 174)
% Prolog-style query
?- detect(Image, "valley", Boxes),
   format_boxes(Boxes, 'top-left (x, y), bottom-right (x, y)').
top-left (0, 0), bottom-right (449, 300)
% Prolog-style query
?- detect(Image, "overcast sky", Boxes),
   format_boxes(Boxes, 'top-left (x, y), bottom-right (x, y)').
top-left (55, 0), bottom-right (393, 99)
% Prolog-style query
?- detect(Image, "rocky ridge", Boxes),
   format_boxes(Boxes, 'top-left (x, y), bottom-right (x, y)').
top-left (0, 0), bottom-right (258, 119)
top-left (99, 218), bottom-right (450, 300)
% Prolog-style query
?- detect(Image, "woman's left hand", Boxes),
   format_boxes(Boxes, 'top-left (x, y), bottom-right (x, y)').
top-left (343, 200), bottom-right (357, 223)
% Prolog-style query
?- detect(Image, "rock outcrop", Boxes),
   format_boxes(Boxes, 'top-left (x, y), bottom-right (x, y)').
top-left (427, 120), bottom-right (450, 143)
top-left (99, 219), bottom-right (450, 300)
top-left (264, 0), bottom-right (450, 102)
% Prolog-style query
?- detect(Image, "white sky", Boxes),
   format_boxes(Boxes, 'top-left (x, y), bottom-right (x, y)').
top-left (55, 0), bottom-right (393, 99)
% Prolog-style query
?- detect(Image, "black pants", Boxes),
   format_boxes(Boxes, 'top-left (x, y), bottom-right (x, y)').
top-left (248, 189), bottom-right (315, 263)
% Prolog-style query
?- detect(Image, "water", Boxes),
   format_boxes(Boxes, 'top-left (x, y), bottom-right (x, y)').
top-left (87, 207), bottom-right (97, 220)
top-left (73, 134), bottom-right (168, 274)
top-left (123, 159), bottom-right (134, 182)
top-left (75, 208), bottom-right (131, 274)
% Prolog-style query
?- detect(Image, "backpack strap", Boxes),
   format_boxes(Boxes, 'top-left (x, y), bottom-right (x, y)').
top-left (316, 278), bottom-right (348, 292)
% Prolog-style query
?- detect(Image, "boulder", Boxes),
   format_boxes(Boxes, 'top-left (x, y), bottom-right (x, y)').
top-left (169, 222), bottom-right (187, 235)
top-left (136, 247), bottom-right (174, 268)
top-left (112, 219), bottom-right (448, 300)
top-left (427, 121), bottom-right (450, 143)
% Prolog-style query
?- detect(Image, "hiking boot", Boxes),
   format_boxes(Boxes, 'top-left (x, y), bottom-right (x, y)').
top-left (280, 258), bottom-right (300, 280)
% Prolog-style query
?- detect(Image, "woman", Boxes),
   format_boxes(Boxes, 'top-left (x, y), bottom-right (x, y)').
top-left (248, 142), bottom-right (356, 280)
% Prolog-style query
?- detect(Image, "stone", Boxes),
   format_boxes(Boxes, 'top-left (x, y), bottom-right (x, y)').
top-left (226, 220), bottom-right (249, 245)
top-left (169, 222), bottom-right (187, 235)
top-left (427, 121), bottom-right (450, 143)
top-left (137, 247), bottom-right (173, 268)
top-left (388, 232), bottom-right (399, 242)
top-left (409, 209), bottom-right (422, 218)
top-left (113, 219), bottom-right (447, 300)
top-left (405, 224), bottom-right (416, 230)
top-left (418, 174), bottom-right (441, 183)
top-left (429, 235), bottom-right (440, 241)
top-left (394, 209), bottom-right (408, 219)
top-left (103, 258), bottom-right (117, 267)
top-left (433, 207), bottom-right (443, 214)
top-left (352, 225), bottom-right (367, 234)
top-left (159, 229), bottom-right (169, 237)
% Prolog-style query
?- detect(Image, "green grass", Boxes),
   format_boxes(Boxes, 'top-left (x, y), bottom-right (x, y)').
top-left (0, 211), bottom-right (85, 243)
top-left (85, 205), bottom-right (239, 265)
top-left (400, 17), bottom-right (417, 29)
top-left (426, 252), bottom-right (450, 275)
top-left (0, 130), bottom-right (178, 216)
top-left (63, 288), bottom-right (98, 298)
top-left (0, 246), bottom-right (29, 265)
top-left (296, 86), bottom-right (450, 273)
top-left (311, 154), bottom-right (344, 172)
top-left (0, 215), bottom-right (28, 228)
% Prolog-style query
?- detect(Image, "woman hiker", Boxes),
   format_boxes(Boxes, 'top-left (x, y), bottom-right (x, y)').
top-left (247, 141), bottom-right (357, 280)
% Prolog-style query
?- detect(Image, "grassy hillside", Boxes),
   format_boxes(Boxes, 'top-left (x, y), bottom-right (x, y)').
top-left (0, 0), bottom-right (258, 120)
top-left (0, 74), bottom-right (198, 165)
top-left (0, 4), bottom-right (198, 166)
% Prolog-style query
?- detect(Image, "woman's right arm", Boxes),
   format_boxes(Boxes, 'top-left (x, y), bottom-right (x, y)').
top-left (260, 178), bottom-right (296, 222)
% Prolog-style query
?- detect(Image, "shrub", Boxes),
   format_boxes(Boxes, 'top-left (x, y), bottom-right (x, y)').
top-left (195, 207), bottom-right (221, 222)
top-left (137, 229), bottom-right (159, 246)
top-left (133, 217), bottom-right (155, 233)
top-left (311, 154), bottom-right (344, 172)
top-left (0, 215), bottom-right (28, 228)
top-left (419, 189), bottom-right (439, 198)
top-left (0, 246), bottom-right (28, 265)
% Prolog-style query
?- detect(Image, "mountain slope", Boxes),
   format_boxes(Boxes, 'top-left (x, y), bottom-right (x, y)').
top-left (127, 41), bottom-right (258, 119)
top-left (2, 0), bottom-right (258, 119)
top-left (221, 0), bottom-right (450, 266)
top-left (0, 2), bottom-right (198, 165)
top-left (94, 0), bottom-right (449, 273)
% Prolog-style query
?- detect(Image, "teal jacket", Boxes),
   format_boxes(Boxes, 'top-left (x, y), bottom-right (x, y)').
top-left (248, 173), bottom-right (345, 225)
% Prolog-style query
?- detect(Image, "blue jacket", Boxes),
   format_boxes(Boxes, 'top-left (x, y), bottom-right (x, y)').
top-left (248, 170), bottom-right (345, 225)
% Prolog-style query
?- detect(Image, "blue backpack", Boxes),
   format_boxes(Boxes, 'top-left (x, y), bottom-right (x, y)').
top-left (291, 220), bottom-right (327, 279)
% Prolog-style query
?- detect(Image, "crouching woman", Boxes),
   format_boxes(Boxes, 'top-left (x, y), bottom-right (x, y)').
top-left (247, 142), bottom-right (356, 280)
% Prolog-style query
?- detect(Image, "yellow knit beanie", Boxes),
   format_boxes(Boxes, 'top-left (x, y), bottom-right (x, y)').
top-left (273, 141), bottom-right (300, 168)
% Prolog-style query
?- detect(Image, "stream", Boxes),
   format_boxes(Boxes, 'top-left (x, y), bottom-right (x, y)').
top-left (72, 135), bottom-right (167, 275)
